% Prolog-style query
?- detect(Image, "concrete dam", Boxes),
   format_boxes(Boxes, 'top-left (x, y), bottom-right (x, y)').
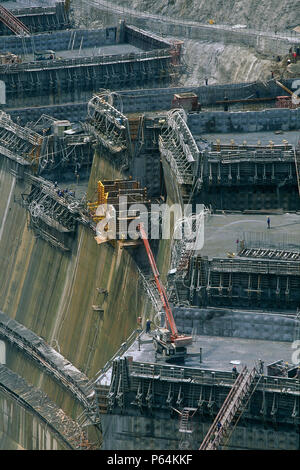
top-left (0, 0), bottom-right (299, 452)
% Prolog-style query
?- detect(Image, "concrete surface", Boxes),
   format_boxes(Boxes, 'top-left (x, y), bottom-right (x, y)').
top-left (23, 43), bottom-right (143, 63)
top-left (121, 331), bottom-right (293, 373)
top-left (201, 212), bottom-right (300, 259)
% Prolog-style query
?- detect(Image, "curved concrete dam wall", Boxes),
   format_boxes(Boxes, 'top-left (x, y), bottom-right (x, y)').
top-left (0, 150), bottom-right (153, 431)
top-left (0, 389), bottom-right (64, 450)
top-left (0, 364), bottom-right (85, 450)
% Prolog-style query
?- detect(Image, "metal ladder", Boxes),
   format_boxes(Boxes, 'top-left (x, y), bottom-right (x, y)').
top-left (0, 5), bottom-right (30, 36)
top-left (199, 366), bottom-right (258, 450)
top-left (179, 407), bottom-right (197, 433)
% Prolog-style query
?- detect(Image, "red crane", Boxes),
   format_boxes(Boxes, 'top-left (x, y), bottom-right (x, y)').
top-left (139, 223), bottom-right (192, 349)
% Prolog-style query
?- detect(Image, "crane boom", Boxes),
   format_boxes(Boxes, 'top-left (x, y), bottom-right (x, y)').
top-left (276, 80), bottom-right (293, 96)
top-left (139, 224), bottom-right (193, 351)
top-left (139, 223), bottom-right (178, 338)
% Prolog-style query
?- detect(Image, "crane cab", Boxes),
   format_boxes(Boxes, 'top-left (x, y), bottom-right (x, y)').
top-left (156, 327), bottom-right (171, 343)
top-left (153, 328), bottom-right (187, 362)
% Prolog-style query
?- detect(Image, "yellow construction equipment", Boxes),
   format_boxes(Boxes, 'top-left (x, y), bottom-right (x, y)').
top-left (64, 0), bottom-right (71, 12)
top-left (28, 137), bottom-right (43, 173)
top-left (87, 180), bottom-right (109, 222)
top-left (97, 181), bottom-right (108, 205)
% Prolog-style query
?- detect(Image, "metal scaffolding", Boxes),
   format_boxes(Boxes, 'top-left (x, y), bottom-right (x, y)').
top-left (159, 108), bottom-right (199, 186)
top-left (85, 91), bottom-right (133, 169)
top-left (202, 142), bottom-right (296, 187)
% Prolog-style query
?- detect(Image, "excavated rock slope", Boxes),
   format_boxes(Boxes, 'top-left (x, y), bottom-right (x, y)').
top-left (113, 0), bottom-right (297, 32)
top-left (179, 40), bottom-right (274, 85)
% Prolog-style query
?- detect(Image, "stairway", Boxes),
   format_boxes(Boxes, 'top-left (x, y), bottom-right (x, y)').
top-left (294, 147), bottom-right (300, 197)
top-left (96, 384), bottom-right (109, 414)
top-left (199, 366), bottom-right (258, 450)
top-left (0, 5), bottom-right (30, 36)
top-left (179, 407), bottom-right (197, 433)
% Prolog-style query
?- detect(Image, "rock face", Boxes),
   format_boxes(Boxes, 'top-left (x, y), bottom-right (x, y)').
top-left (110, 0), bottom-right (296, 32)
top-left (179, 40), bottom-right (274, 86)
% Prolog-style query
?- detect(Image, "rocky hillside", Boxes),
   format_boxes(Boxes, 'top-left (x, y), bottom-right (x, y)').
top-left (179, 40), bottom-right (274, 85)
top-left (113, 0), bottom-right (298, 32)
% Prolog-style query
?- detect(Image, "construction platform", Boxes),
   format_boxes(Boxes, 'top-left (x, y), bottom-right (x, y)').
top-left (200, 212), bottom-right (300, 259)
top-left (199, 130), bottom-right (300, 147)
top-left (96, 324), bottom-right (299, 450)
top-left (0, 23), bottom-right (181, 108)
top-left (22, 43), bottom-right (143, 63)
top-left (102, 331), bottom-right (295, 374)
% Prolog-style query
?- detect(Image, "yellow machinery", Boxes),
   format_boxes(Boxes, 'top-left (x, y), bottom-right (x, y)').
top-left (87, 181), bottom-right (109, 223)
top-left (28, 137), bottom-right (43, 173)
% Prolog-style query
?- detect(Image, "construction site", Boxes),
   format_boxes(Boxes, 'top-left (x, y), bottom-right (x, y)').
top-left (0, 0), bottom-right (299, 452)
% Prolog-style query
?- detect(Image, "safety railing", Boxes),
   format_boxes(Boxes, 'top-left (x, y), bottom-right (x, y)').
top-left (0, 48), bottom-right (172, 73)
top-left (210, 257), bottom-right (300, 276)
top-left (8, 6), bottom-right (58, 17)
top-left (207, 149), bottom-right (295, 163)
top-left (93, 328), bottom-right (144, 385)
top-left (87, 0), bottom-right (299, 43)
top-left (129, 361), bottom-right (300, 394)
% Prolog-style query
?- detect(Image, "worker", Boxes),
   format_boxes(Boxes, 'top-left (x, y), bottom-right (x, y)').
top-left (284, 362), bottom-right (289, 377)
top-left (232, 366), bottom-right (238, 378)
top-left (217, 421), bottom-right (222, 431)
top-left (146, 319), bottom-right (151, 334)
top-left (223, 96), bottom-right (229, 112)
top-left (258, 359), bottom-right (264, 374)
top-left (267, 216), bottom-right (271, 229)
top-left (293, 51), bottom-right (297, 62)
top-left (271, 71), bottom-right (274, 79)
top-left (54, 181), bottom-right (58, 188)
top-left (205, 77), bottom-right (208, 86)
